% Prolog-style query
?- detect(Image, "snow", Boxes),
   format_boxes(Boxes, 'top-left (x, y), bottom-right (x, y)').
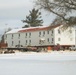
top-left (6, 28), bottom-right (23, 34)
top-left (0, 51), bottom-right (76, 75)
top-left (6, 26), bottom-right (48, 34)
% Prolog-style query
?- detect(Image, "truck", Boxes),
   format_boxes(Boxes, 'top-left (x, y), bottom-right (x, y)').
top-left (69, 46), bottom-right (76, 51)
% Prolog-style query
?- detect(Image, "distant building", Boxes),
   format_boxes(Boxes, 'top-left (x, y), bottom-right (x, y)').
top-left (4, 25), bottom-right (75, 49)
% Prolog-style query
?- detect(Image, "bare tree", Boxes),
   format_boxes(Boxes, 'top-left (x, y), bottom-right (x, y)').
top-left (35, 0), bottom-right (76, 27)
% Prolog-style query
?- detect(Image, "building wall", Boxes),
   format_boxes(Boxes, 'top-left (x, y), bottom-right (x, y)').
top-left (5, 29), bottom-right (55, 47)
top-left (54, 26), bottom-right (75, 46)
top-left (4, 26), bottom-right (76, 48)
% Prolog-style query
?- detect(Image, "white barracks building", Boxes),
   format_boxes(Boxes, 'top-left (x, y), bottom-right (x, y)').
top-left (4, 25), bottom-right (76, 48)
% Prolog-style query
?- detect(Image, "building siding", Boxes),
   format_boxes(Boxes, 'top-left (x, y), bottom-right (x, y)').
top-left (4, 25), bottom-right (76, 48)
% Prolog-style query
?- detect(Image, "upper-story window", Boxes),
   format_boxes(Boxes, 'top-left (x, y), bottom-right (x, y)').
top-left (58, 29), bottom-right (61, 34)
top-left (47, 30), bottom-right (49, 34)
top-left (51, 30), bottom-right (53, 36)
top-left (58, 38), bottom-right (61, 41)
top-left (39, 32), bottom-right (41, 37)
top-left (52, 30), bottom-right (53, 34)
top-left (12, 34), bottom-right (13, 39)
top-left (18, 33), bottom-right (20, 39)
top-left (43, 31), bottom-right (45, 36)
top-left (69, 30), bottom-right (72, 33)
top-left (29, 33), bottom-right (31, 38)
top-left (25, 33), bottom-right (27, 38)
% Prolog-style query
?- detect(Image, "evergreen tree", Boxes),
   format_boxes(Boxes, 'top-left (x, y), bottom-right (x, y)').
top-left (22, 8), bottom-right (43, 27)
top-left (22, 25), bottom-right (29, 28)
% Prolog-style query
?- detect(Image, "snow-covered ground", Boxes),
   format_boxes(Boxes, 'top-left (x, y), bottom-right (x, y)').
top-left (0, 51), bottom-right (76, 75)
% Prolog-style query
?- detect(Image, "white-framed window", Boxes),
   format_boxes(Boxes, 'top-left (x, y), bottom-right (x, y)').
top-left (19, 40), bottom-right (20, 44)
top-left (52, 38), bottom-right (54, 41)
top-left (47, 38), bottom-right (49, 42)
top-left (29, 33), bottom-right (31, 38)
top-left (25, 33), bottom-right (27, 38)
top-left (69, 30), bottom-right (72, 33)
top-left (12, 34), bottom-right (13, 39)
top-left (58, 38), bottom-right (61, 41)
top-left (47, 30), bottom-right (49, 34)
top-left (43, 31), bottom-right (45, 36)
top-left (58, 29), bottom-right (61, 34)
top-left (29, 40), bottom-right (31, 45)
top-left (51, 30), bottom-right (53, 36)
top-left (29, 40), bottom-right (31, 43)
top-left (51, 30), bottom-right (53, 34)
top-left (25, 40), bottom-right (28, 45)
top-left (39, 32), bottom-right (41, 37)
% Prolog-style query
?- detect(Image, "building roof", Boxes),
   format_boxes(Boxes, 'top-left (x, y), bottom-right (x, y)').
top-left (6, 28), bottom-right (23, 34)
top-left (6, 25), bottom-right (60, 34)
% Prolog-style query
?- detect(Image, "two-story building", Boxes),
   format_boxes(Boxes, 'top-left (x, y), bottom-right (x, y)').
top-left (4, 25), bottom-right (75, 49)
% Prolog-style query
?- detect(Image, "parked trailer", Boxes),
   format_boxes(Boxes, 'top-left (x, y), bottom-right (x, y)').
top-left (0, 43), bottom-right (7, 48)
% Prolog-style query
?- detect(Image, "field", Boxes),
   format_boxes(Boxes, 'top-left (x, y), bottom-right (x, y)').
top-left (0, 51), bottom-right (76, 75)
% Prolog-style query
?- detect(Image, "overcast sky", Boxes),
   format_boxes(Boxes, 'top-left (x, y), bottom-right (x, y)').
top-left (0, 0), bottom-right (55, 34)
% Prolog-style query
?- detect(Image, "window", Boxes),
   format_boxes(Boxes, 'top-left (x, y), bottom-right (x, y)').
top-left (58, 38), bottom-right (61, 41)
top-left (52, 38), bottom-right (54, 41)
top-left (19, 40), bottom-right (20, 44)
top-left (43, 31), bottom-right (45, 36)
top-left (47, 38), bottom-right (49, 42)
top-left (26, 40), bottom-right (27, 43)
top-left (51, 38), bottom-right (54, 43)
top-left (18, 34), bottom-right (20, 39)
top-left (12, 34), bottom-right (13, 39)
top-left (39, 32), bottom-right (41, 37)
top-left (29, 40), bottom-right (31, 45)
top-left (58, 29), bottom-right (60, 34)
top-left (39, 40), bottom-right (41, 44)
top-left (69, 30), bottom-right (72, 33)
top-left (25, 40), bottom-right (27, 45)
top-left (12, 41), bottom-right (14, 46)
top-left (47, 30), bottom-right (49, 34)
top-left (52, 30), bottom-right (53, 34)
top-left (25, 33), bottom-right (27, 38)
top-left (29, 33), bottom-right (31, 38)
top-left (51, 30), bottom-right (53, 36)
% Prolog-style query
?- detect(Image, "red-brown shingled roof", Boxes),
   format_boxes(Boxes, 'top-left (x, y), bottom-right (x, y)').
top-left (18, 24), bottom-right (61, 33)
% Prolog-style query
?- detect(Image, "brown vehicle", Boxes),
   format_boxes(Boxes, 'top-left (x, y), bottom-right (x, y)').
top-left (4, 50), bottom-right (15, 54)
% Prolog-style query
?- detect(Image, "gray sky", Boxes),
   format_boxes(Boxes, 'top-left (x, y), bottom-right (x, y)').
top-left (0, 0), bottom-right (55, 34)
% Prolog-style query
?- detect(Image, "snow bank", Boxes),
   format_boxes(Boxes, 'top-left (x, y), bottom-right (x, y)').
top-left (0, 51), bottom-right (76, 61)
